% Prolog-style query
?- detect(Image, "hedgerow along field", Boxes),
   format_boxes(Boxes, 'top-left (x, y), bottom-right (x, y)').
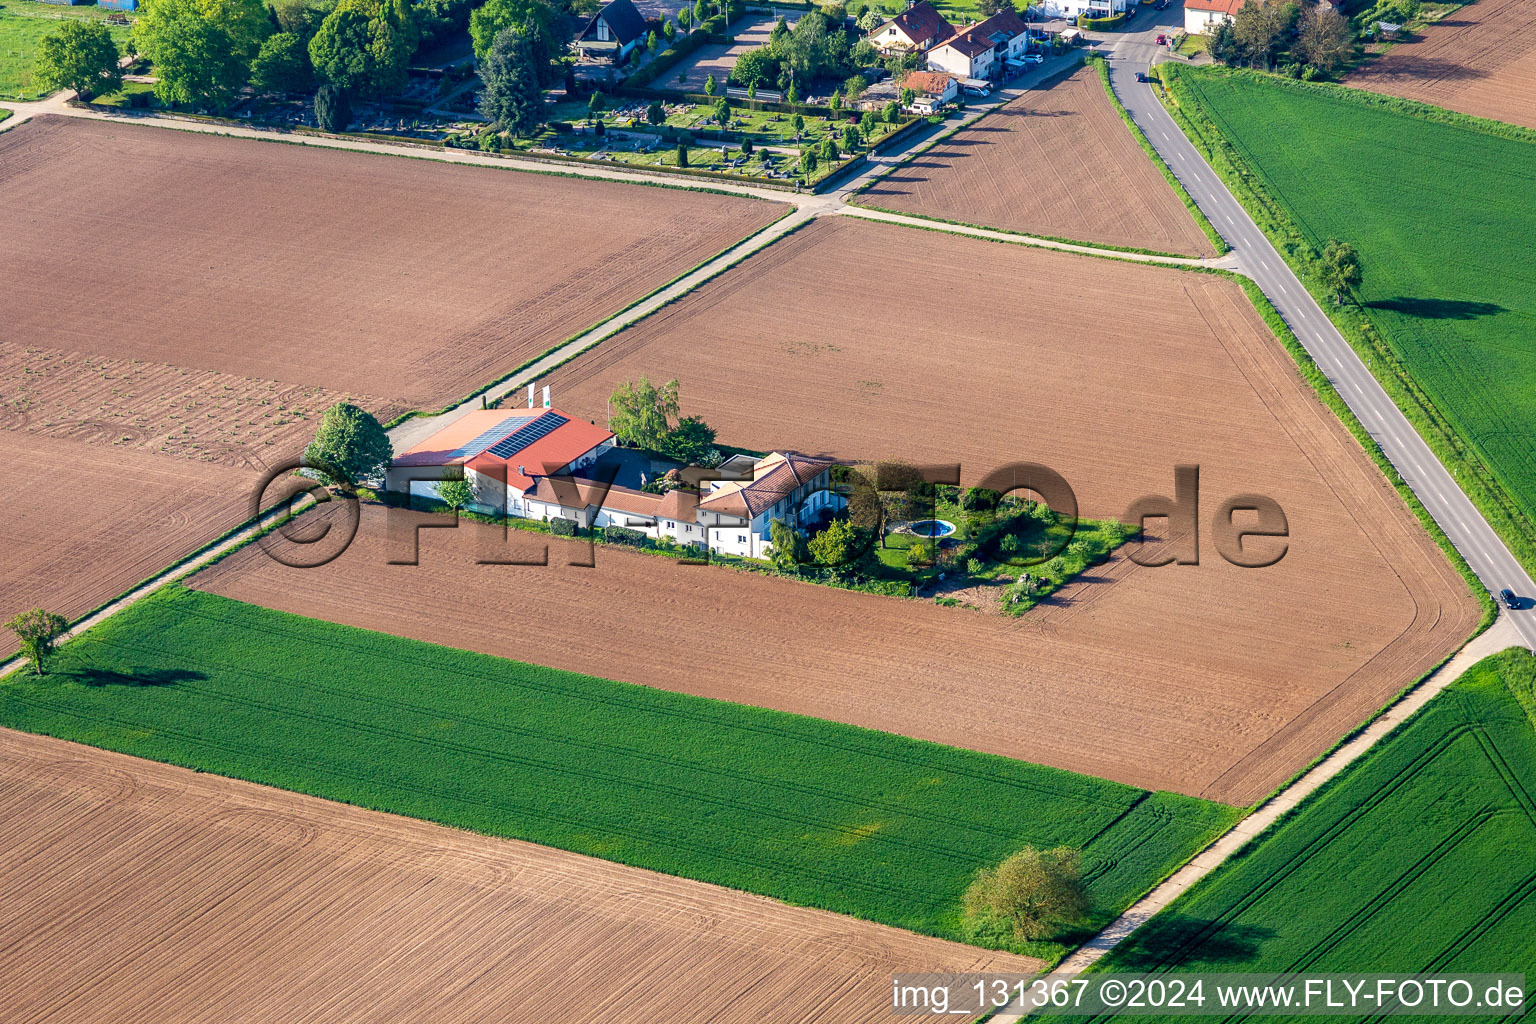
top-left (1165, 67), bottom-right (1536, 570)
top-left (0, 586), bottom-right (1241, 962)
top-left (1075, 649), bottom-right (1536, 1012)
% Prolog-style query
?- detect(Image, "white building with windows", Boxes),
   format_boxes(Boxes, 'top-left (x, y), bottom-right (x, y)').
top-left (1033, 0), bottom-right (1128, 20)
top-left (926, 10), bottom-right (1030, 81)
top-left (388, 410), bottom-right (842, 562)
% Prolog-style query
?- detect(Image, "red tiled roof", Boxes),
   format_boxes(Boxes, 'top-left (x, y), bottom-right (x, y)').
top-left (457, 409), bottom-right (612, 492)
top-left (886, 1), bottom-right (954, 44)
top-left (936, 9), bottom-right (1027, 57)
top-left (656, 488), bottom-right (699, 524)
top-left (524, 477), bottom-right (661, 516)
top-left (1184, 0), bottom-right (1244, 13)
top-left (899, 70), bottom-right (954, 95)
top-left (697, 453), bottom-right (835, 520)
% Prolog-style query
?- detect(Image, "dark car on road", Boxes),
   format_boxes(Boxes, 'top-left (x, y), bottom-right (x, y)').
top-left (1500, 588), bottom-right (1521, 610)
top-left (1155, 0), bottom-right (1169, 8)
top-left (1135, 71), bottom-right (1150, 82)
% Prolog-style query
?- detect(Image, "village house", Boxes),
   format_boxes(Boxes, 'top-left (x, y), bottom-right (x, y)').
top-left (693, 452), bottom-right (842, 560)
top-left (575, 0), bottom-right (648, 62)
top-left (1183, 0), bottom-right (1244, 34)
top-left (925, 9), bottom-right (1030, 82)
top-left (896, 70), bottom-right (958, 113)
top-left (1034, 0), bottom-right (1127, 21)
top-left (868, 1), bottom-right (955, 55)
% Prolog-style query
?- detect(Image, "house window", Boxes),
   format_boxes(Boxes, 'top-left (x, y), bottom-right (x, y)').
top-left (738, 535), bottom-right (747, 544)
top-left (686, 525), bottom-right (693, 533)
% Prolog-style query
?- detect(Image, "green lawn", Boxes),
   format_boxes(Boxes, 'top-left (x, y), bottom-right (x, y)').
top-left (1163, 67), bottom-right (1536, 572)
top-left (1082, 649), bottom-right (1536, 1004)
top-left (0, 106), bottom-right (10, 122)
top-left (0, 586), bottom-right (1240, 961)
top-left (0, 0), bottom-right (133, 101)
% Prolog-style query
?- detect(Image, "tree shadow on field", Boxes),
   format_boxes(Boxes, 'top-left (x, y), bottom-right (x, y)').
top-left (1111, 915), bottom-right (1277, 970)
top-left (1366, 296), bottom-right (1505, 320)
top-left (66, 666), bottom-right (208, 688)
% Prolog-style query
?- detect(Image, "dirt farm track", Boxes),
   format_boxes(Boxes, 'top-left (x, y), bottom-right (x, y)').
top-left (0, 116), bottom-right (784, 409)
top-left (854, 65), bottom-right (1213, 256)
top-left (0, 729), bottom-right (1034, 1023)
top-left (192, 221), bottom-right (1479, 806)
top-left (1345, 0), bottom-right (1536, 131)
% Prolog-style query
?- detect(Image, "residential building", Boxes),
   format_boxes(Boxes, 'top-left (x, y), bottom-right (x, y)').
top-left (694, 452), bottom-right (842, 560)
top-left (576, 0), bottom-right (648, 62)
top-left (868, 1), bottom-right (955, 55)
top-left (389, 412), bottom-right (842, 562)
top-left (926, 10), bottom-right (1029, 82)
top-left (1031, 0), bottom-right (1127, 19)
top-left (1184, 0), bottom-right (1244, 33)
top-left (896, 70), bottom-right (959, 112)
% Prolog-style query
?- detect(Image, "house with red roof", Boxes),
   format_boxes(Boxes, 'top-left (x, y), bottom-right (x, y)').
top-left (869, 1), bottom-right (955, 55)
top-left (926, 9), bottom-right (1030, 82)
top-left (387, 407), bottom-right (617, 512)
top-left (1184, 0), bottom-right (1244, 33)
top-left (389, 410), bottom-right (843, 561)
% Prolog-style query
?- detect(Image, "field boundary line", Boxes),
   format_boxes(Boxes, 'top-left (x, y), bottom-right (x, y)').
top-left (0, 494), bottom-right (315, 682)
top-left (987, 614), bottom-right (1523, 1022)
top-left (839, 206), bottom-right (1234, 270)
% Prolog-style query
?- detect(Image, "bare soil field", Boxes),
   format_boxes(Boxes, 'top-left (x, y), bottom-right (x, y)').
top-left (854, 65), bottom-right (1213, 256)
top-left (194, 236), bottom-right (1478, 809)
top-left (0, 341), bottom-right (392, 470)
top-left (0, 115), bottom-right (784, 410)
top-left (0, 728), bottom-right (1035, 1023)
top-left (1345, 0), bottom-right (1536, 131)
top-left (0, 431), bottom-right (249, 658)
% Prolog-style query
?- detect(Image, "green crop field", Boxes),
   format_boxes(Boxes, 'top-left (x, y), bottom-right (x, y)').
top-left (0, 0), bottom-right (133, 101)
top-left (1164, 67), bottom-right (1536, 570)
top-left (0, 586), bottom-right (1239, 961)
top-left (1079, 649), bottom-right (1536, 1009)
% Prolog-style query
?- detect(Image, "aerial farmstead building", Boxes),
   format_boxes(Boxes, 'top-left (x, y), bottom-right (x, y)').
top-left (869, 1), bottom-right (956, 55)
top-left (388, 409), bottom-right (842, 560)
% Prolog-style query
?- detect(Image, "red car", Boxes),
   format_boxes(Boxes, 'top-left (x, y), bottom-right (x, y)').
top-left (1155, 34), bottom-right (1167, 44)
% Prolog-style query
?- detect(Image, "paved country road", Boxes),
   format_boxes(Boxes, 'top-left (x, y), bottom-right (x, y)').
top-left (1105, 13), bottom-right (1536, 651)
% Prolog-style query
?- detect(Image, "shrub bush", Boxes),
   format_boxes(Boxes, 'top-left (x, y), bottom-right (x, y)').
top-left (550, 516), bottom-right (579, 537)
top-left (605, 526), bottom-right (648, 546)
top-left (1077, 11), bottom-right (1126, 29)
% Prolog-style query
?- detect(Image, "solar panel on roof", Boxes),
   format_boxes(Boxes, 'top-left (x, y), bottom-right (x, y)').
top-left (443, 413), bottom-right (536, 461)
top-left (485, 411), bottom-right (569, 461)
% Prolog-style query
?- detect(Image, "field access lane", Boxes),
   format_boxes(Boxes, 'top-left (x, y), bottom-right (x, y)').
top-left (1106, 31), bottom-right (1536, 651)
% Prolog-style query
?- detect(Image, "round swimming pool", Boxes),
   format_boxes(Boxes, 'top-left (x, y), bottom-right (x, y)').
top-left (908, 519), bottom-right (956, 538)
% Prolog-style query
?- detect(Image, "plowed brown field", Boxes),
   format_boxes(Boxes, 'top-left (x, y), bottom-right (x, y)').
top-left (0, 728), bottom-right (1036, 1023)
top-left (853, 65), bottom-right (1213, 256)
top-left (0, 432), bottom-right (251, 658)
top-left (191, 221), bottom-right (1479, 806)
top-left (1345, 0), bottom-right (1536, 130)
top-left (0, 115), bottom-right (784, 408)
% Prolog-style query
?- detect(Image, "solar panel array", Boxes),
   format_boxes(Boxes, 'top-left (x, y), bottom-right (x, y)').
top-left (443, 414), bottom-right (537, 461)
top-left (485, 411), bottom-right (569, 460)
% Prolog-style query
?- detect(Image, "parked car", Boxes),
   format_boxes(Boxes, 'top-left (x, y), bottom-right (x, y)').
top-left (1500, 588), bottom-right (1521, 610)
top-left (1023, 53), bottom-right (1045, 64)
top-left (1155, 34), bottom-right (1167, 44)
top-left (1155, 0), bottom-right (1169, 8)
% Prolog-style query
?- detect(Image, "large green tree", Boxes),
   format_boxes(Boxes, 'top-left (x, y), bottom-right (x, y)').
top-left (1293, 3), bottom-right (1352, 74)
top-left (134, 0), bottom-right (268, 109)
top-left (309, 0), bottom-right (418, 97)
top-left (4, 609), bottom-right (68, 676)
top-left (478, 25), bottom-right (544, 135)
top-left (304, 401), bottom-right (393, 485)
top-left (1230, 0), bottom-right (1298, 69)
top-left (469, 0), bottom-right (562, 74)
top-left (963, 846), bottom-right (1089, 941)
top-left (250, 30), bottom-right (314, 92)
top-left (608, 377), bottom-right (680, 450)
top-left (34, 20), bottom-right (123, 100)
